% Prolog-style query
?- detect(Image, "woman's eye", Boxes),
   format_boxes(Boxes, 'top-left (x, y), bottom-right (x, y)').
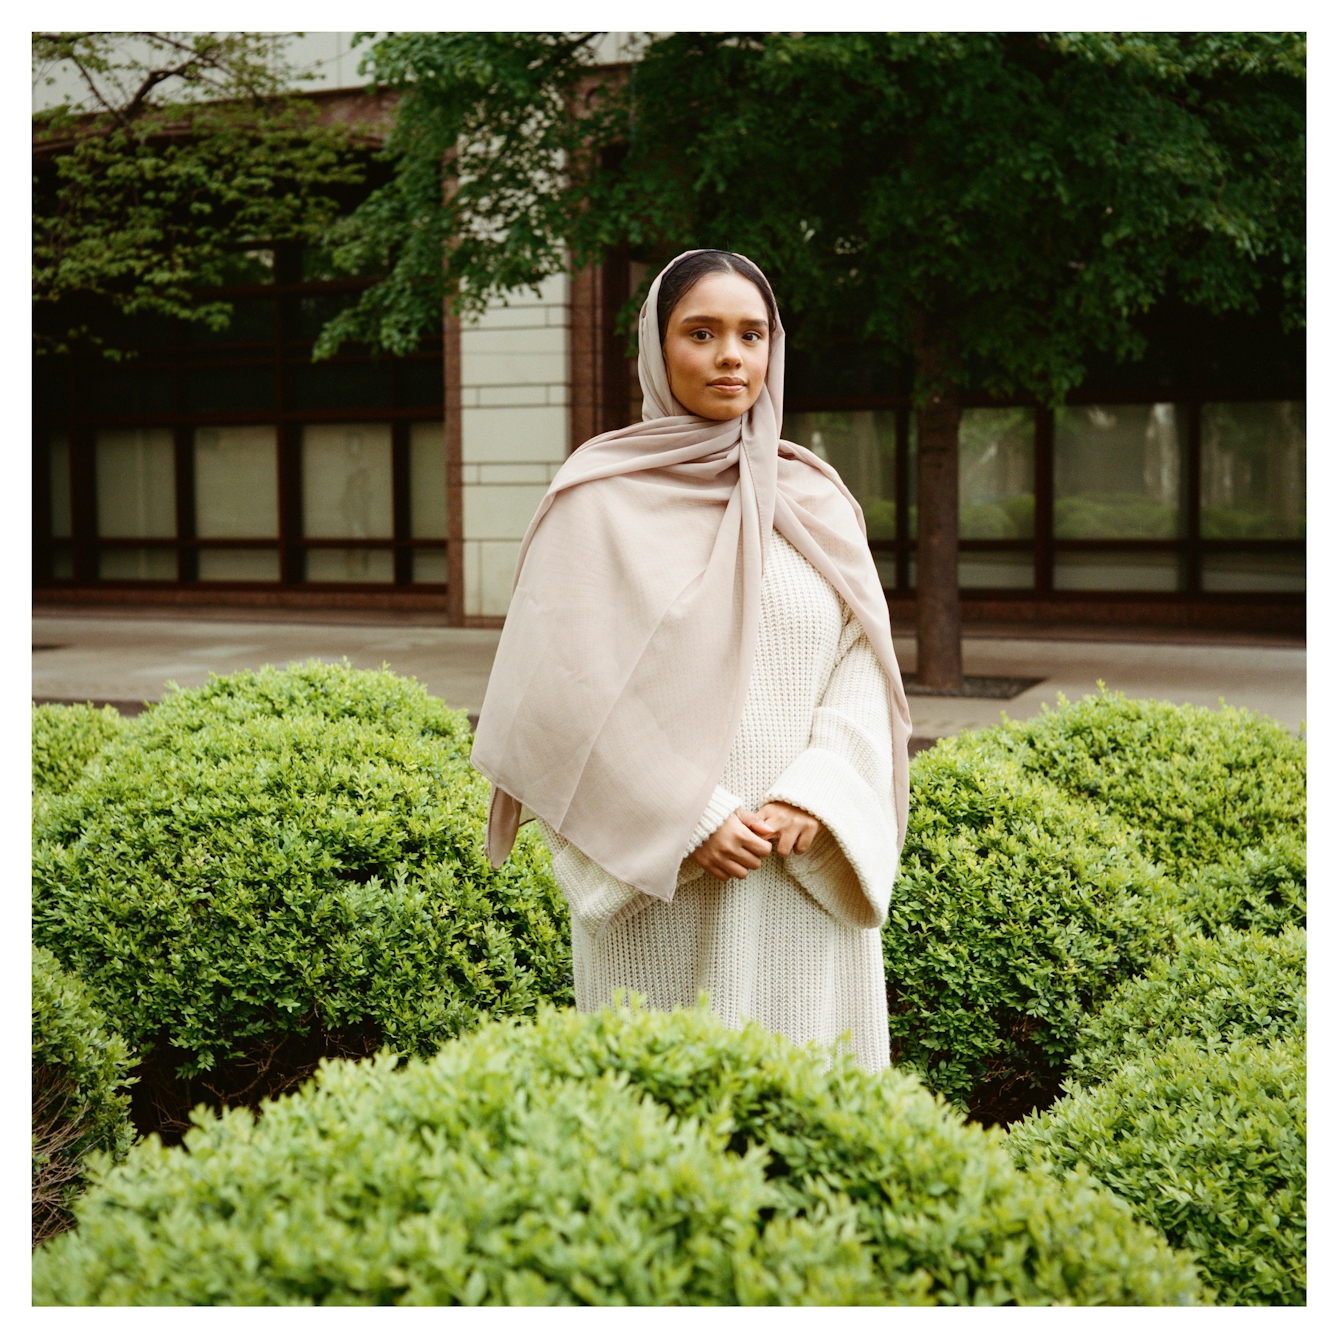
top-left (690, 330), bottom-right (711, 341)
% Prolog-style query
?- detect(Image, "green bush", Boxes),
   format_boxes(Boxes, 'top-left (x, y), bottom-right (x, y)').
top-left (1177, 834), bottom-right (1306, 936)
top-left (1067, 925), bottom-right (1305, 1088)
top-left (1007, 691), bottom-right (1305, 885)
top-left (885, 738), bottom-right (1185, 1119)
top-left (33, 663), bottom-right (571, 1114)
top-left (32, 703), bottom-right (124, 816)
top-left (1009, 1035), bottom-right (1305, 1306)
top-left (33, 1005), bottom-right (1201, 1306)
top-left (32, 946), bottom-right (135, 1247)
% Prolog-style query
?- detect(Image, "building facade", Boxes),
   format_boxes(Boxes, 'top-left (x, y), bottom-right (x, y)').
top-left (34, 113), bottom-right (1304, 634)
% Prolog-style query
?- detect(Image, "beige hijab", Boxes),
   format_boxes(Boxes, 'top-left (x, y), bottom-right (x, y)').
top-left (471, 252), bottom-right (912, 902)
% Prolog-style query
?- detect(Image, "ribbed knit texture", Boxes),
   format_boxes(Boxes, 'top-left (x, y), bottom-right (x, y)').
top-left (539, 531), bottom-right (898, 1070)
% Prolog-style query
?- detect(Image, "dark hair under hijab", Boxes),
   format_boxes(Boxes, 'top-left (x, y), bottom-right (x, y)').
top-left (656, 250), bottom-right (779, 345)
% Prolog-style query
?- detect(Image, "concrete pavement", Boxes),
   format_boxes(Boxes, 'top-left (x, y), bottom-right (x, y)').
top-left (33, 609), bottom-right (1305, 742)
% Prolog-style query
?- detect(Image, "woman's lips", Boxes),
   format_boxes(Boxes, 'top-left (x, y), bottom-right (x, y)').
top-left (708, 381), bottom-right (746, 393)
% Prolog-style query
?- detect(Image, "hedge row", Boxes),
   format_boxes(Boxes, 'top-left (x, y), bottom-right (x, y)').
top-left (33, 1004), bottom-right (1202, 1306)
top-left (32, 663), bottom-right (571, 1135)
top-left (1010, 925), bottom-right (1307, 1305)
top-left (33, 675), bottom-right (1305, 1137)
top-left (32, 947), bottom-right (135, 1247)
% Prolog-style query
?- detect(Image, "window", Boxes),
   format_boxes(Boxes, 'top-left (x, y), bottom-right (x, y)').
top-left (1201, 401), bottom-right (1305, 540)
top-left (410, 420), bottom-right (448, 584)
top-left (1054, 403), bottom-right (1186, 538)
top-left (302, 423), bottom-right (394, 583)
top-left (95, 428), bottom-right (176, 580)
top-left (784, 411), bottom-right (897, 538)
top-left (194, 425), bottom-right (281, 582)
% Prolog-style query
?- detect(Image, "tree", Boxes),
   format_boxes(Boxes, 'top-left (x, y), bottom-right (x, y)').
top-left (316, 32), bottom-right (1305, 686)
top-left (33, 32), bottom-right (367, 356)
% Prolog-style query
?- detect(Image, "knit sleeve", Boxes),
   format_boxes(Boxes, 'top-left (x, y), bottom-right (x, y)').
top-left (760, 612), bottom-right (898, 930)
top-left (536, 818), bottom-right (650, 944)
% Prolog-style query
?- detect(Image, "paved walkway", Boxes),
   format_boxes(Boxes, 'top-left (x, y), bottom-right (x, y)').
top-left (33, 610), bottom-right (1306, 741)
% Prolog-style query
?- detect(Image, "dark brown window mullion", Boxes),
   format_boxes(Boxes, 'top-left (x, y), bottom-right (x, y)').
top-left (1185, 399), bottom-right (1202, 595)
top-left (1033, 404), bottom-right (1055, 595)
top-left (33, 426), bottom-right (53, 584)
top-left (392, 419), bottom-right (412, 584)
top-left (894, 405), bottom-right (910, 593)
top-left (174, 424), bottom-right (197, 582)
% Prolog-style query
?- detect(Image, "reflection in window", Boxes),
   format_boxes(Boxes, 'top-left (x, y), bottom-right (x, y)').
top-left (305, 549), bottom-right (395, 583)
top-left (1053, 552), bottom-right (1183, 591)
top-left (1201, 553), bottom-right (1304, 593)
top-left (1201, 402), bottom-right (1305, 539)
top-left (413, 550), bottom-right (448, 584)
top-left (197, 549), bottom-right (281, 582)
top-left (195, 426), bottom-right (279, 538)
top-left (908, 553), bottom-right (1035, 590)
top-left (99, 548), bottom-right (177, 580)
top-left (410, 421), bottom-right (447, 540)
top-left (784, 411), bottom-right (896, 538)
top-left (95, 429), bottom-right (176, 538)
top-left (906, 408), bottom-right (1035, 542)
top-left (958, 408), bottom-right (1034, 539)
top-left (1054, 403), bottom-right (1185, 538)
top-left (302, 424), bottom-right (394, 538)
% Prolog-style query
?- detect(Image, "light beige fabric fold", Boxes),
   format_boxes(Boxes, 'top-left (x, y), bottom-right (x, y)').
top-left (471, 251), bottom-right (912, 902)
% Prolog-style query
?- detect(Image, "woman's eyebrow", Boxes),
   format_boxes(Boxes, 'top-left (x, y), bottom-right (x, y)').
top-left (676, 312), bottom-right (768, 327)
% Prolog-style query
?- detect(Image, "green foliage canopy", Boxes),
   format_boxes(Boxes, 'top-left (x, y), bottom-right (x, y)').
top-left (320, 31), bottom-right (1304, 403)
top-left (33, 32), bottom-right (366, 354)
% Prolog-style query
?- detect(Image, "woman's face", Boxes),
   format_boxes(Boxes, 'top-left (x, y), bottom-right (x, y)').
top-left (662, 271), bottom-right (771, 420)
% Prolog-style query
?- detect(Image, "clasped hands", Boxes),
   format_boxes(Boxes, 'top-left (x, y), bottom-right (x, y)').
top-left (688, 801), bottom-right (821, 882)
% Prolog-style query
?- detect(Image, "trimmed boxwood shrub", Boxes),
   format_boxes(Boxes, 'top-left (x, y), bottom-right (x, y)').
top-left (1006, 691), bottom-right (1306, 884)
top-left (33, 1005), bottom-right (1202, 1306)
top-left (32, 703), bottom-right (124, 825)
top-left (1067, 924), bottom-right (1305, 1088)
top-left (32, 662), bottom-right (571, 1138)
top-left (1009, 1035), bottom-right (1305, 1306)
top-left (1177, 834), bottom-right (1306, 936)
top-left (32, 946), bottom-right (135, 1247)
top-left (885, 740), bottom-right (1185, 1122)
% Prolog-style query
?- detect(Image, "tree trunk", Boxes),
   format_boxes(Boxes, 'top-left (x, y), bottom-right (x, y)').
top-left (912, 318), bottom-right (963, 689)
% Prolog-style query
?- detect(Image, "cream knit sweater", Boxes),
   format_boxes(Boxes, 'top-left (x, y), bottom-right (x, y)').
top-left (537, 530), bottom-right (898, 1071)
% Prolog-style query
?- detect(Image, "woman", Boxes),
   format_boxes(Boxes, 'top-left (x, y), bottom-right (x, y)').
top-left (471, 250), bottom-right (912, 1069)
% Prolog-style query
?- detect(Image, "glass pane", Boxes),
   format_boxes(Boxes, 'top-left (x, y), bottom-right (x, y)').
top-left (89, 370), bottom-right (174, 416)
top-left (1054, 403), bottom-right (1186, 538)
top-left (304, 548), bottom-right (394, 583)
top-left (287, 361), bottom-right (393, 411)
top-left (784, 411), bottom-right (897, 538)
top-left (873, 551), bottom-right (895, 590)
top-left (99, 547), bottom-right (177, 580)
top-left (959, 553), bottom-right (1034, 588)
top-left (194, 426), bottom-right (279, 538)
top-left (412, 548), bottom-right (448, 584)
top-left (907, 553), bottom-right (1034, 590)
top-left (51, 545), bottom-right (73, 580)
top-left (182, 365), bottom-right (276, 413)
top-left (302, 424), bottom-right (393, 539)
top-left (96, 429), bottom-right (176, 537)
top-left (50, 432), bottom-right (72, 538)
top-left (197, 549), bottom-right (281, 581)
top-left (1053, 551), bottom-right (1183, 591)
top-left (410, 421), bottom-right (447, 539)
top-left (1202, 552), bottom-right (1304, 593)
top-left (959, 408), bottom-right (1034, 538)
top-left (399, 359), bottom-right (445, 407)
top-left (1201, 402), bottom-right (1305, 539)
